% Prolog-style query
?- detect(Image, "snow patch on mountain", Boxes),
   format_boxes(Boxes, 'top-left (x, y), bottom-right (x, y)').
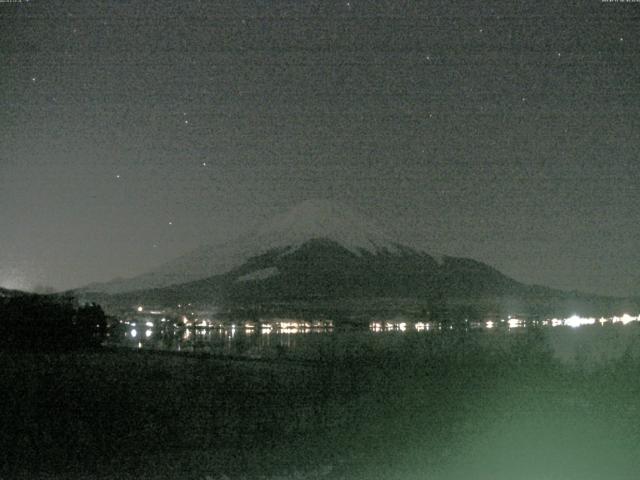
top-left (236, 267), bottom-right (279, 282)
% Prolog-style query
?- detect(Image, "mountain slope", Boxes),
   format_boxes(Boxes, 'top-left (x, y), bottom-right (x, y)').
top-left (93, 238), bottom-right (535, 315)
top-left (79, 199), bottom-right (638, 319)
top-left (82, 199), bottom-right (407, 295)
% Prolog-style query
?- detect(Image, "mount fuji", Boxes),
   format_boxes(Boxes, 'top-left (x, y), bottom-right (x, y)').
top-left (83, 199), bottom-right (410, 295)
top-left (80, 200), bottom-right (627, 318)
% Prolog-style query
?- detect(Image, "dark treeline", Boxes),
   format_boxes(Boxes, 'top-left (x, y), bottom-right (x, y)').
top-left (0, 291), bottom-right (107, 351)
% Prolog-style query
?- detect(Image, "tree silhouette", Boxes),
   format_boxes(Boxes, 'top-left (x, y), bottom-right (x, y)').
top-left (0, 293), bottom-right (107, 351)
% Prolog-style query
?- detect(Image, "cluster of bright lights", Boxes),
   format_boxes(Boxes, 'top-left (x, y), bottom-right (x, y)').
top-left (367, 313), bottom-right (640, 334)
top-left (563, 315), bottom-right (596, 328)
top-left (543, 314), bottom-right (640, 328)
top-left (507, 317), bottom-right (525, 329)
top-left (370, 321), bottom-right (431, 332)
top-left (370, 321), bottom-right (408, 332)
top-left (276, 320), bottom-right (311, 332)
top-left (259, 319), bottom-right (333, 334)
top-left (514, 314), bottom-right (640, 329)
top-left (127, 327), bottom-right (153, 339)
top-left (415, 322), bottom-right (431, 332)
top-left (612, 313), bottom-right (639, 325)
top-left (169, 319), bottom-right (336, 338)
top-left (378, 322), bottom-right (407, 332)
top-left (125, 312), bottom-right (640, 349)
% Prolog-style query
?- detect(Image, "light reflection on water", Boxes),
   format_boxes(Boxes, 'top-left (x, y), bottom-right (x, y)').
top-left (111, 314), bottom-right (640, 359)
top-left (114, 319), bottom-right (337, 358)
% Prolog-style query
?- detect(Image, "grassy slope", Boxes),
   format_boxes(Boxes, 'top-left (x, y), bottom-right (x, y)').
top-left (2, 329), bottom-right (640, 479)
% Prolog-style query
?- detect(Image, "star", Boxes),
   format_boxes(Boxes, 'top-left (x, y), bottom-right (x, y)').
top-left (184, 120), bottom-right (189, 125)
top-left (202, 162), bottom-right (207, 167)
top-left (168, 221), bottom-right (173, 226)
top-left (115, 174), bottom-right (120, 179)
top-left (31, 77), bottom-right (37, 82)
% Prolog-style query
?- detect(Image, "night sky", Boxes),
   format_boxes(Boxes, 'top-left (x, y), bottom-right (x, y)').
top-left (1, 0), bottom-right (639, 297)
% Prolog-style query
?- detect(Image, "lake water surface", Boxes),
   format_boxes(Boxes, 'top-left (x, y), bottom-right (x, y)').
top-left (108, 314), bottom-right (640, 364)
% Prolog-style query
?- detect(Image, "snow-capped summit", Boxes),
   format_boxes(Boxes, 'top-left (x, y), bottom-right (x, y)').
top-left (82, 199), bottom-right (407, 294)
top-left (253, 199), bottom-right (399, 254)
